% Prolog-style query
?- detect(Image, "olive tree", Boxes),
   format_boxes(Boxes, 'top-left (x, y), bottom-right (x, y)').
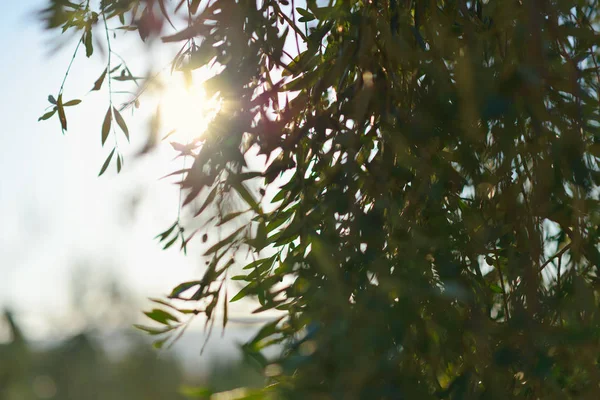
top-left (39, 0), bottom-right (600, 398)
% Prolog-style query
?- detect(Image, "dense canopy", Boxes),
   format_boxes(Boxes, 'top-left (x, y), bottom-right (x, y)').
top-left (40, 0), bottom-right (600, 398)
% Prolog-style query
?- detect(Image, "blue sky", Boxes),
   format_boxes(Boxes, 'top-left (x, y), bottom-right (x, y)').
top-left (0, 1), bottom-right (252, 345)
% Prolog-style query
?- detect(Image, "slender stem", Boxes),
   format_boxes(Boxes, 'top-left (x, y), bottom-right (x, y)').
top-left (539, 243), bottom-right (571, 273)
top-left (102, 9), bottom-right (120, 149)
top-left (57, 0), bottom-right (90, 96)
top-left (272, 1), bottom-right (307, 42)
top-left (557, 252), bottom-right (563, 289)
top-left (58, 37), bottom-right (84, 96)
top-left (291, 0), bottom-right (301, 56)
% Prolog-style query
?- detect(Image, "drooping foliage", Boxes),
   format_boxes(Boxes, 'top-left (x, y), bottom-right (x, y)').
top-left (39, 0), bottom-right (600, 398)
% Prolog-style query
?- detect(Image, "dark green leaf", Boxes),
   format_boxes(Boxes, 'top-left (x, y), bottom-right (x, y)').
top-left (155, 222), bottom-right (178, 241)
top-left (222, 287), bottom-right (228, 333)
top-left (144, 308), bottom-right (179, 324)
top-left (162, 235), bottom-right (178, 250)
top-left (91, 68), bottom-right (107, 91)
top-left (232, 182), bottom-right (260, 213)
top-left (98, 148), bottom-right (115, 176)
top-left (490, 284), bottom-right (503, 294)
top-left (101, 106), bottom-right (111, 145)
top-left (203, 226), bottom-right (245, 256)
top-left (84, 27), bottom-right (93, 57)
top-left (194, 185), bottom-right (219, 217)
top-left (38, 110), bottom-right (56, 121)
top-left (217, 210), bottom-right (248, 226)
top-left (63, 99), bottom-right (81, 107)
top-left (56, 94), bottom-right (67, 132)
top-left (133, 324), bottom-right (176, 335)
top-left (169, 281), bottom-right (201, 298)
top-left (113, 107), bottom-right (129, 141)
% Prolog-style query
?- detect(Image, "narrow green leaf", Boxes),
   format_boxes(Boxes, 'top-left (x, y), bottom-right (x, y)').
top-left (298, 15), bottom-right (315, 23)
top-left (63, 99), bottom-right (81, 107)
top-left (203, 226), bottom-right (245, 256)
top-left (84, 27), bottom-right (93, 57)
top-left (222, 287), bottom-right (228, 333)
top-left (113, 107), bottom-right (129, 141)
top-left (133, 324), bottom-right (176, 335)
top-left (296, 7), bottom-right (313, 17)
top-left (38, 110), bottom-right (56, 121)
top-left (155, 222), bottom-right (178, 241)
top-left (109, 63), bottom-right (122, 73)
top-left (116, 154), bottom-right (122, 172)
top-left (271, 188), bottom-right (288, 203)
top-left (243, 257), bottom-right (274, 270)
top-left (163, 235), bottom-right (179, 249)
top-left (101, 106), bottom-right (112, 146)
top-left (490, 284), bottom-right (503, 294)
top-left (169, 281), bottom-right (201, 298)
top-left (194, 185), bottom-right (219, 217)
top-left (144, 308), bottom-right (179, 324)
top-left (91, 68), bottom-right (107, 91)
top-left (48, 95), bottom-right (57, 104)
top-left (217, 210), bottom-right (248, 226)
top-left (56, 94), bottom-right (67, 132)
top-left (230, 283), bottom-right (253, 302)
top-left (232, 181), bottom-right (260, 213)
top-left (98, 148), bottom-right (115, 176)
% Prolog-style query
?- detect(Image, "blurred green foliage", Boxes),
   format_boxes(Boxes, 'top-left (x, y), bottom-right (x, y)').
top-left (39, 0), bottom-right (600, 398)
top-left (0, 309), bottom-right (187, 400)
top-left (0, 309), bottom-right (264, 400)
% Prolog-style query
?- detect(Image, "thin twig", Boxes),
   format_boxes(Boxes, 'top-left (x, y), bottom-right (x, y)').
top-left (102, 9), bottom-right (120, 149)
top-left (58, 36), bottom-right (84, 96)
top-left (272, 1), bottom-right (307, 42)
top-left (291, 0), bottom-right (301, 55)
top-left (539, 243), bottom-right (571, 273)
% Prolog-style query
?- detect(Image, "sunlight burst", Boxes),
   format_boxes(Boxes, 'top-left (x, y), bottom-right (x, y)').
top-left (159, 71), bottom-right (220, 143)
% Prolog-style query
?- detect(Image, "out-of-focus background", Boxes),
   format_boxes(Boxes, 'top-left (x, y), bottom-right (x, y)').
top-left (0, 1), bottom-right (269, 397)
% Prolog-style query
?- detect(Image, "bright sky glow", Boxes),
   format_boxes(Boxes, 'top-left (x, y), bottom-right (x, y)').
top-left (0, 1), bottom-right (297, 359)
top-left (157, 70), bottom-right (221, 143)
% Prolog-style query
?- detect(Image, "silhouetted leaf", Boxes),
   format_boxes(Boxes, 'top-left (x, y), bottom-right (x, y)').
top-left (91, 68), bottom-right (107, 91)
top-left (38, 110), bottom-right (56, 121)
top-left (98, 147), bottom-right (115, 176)
top-left (169, 281), bottom-right (201, 298)
top-left (203, 226), bottom-right (245, 256)
top-left (144, 308), bottom-right (179, 325)
top-left (84, 27), bottom-right (93, 57)
top-left (101, 106), bottom-right (111, 145)
top-left (56, 94), bottom-right (67, 132)
top-left (112, 106), bottom-right (129, 141)
top-left (134, 324), bottom-right (176, 335)
top-left (63, 99), bottom-right (81, 106)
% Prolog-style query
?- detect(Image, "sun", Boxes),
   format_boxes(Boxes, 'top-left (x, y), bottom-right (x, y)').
top-left (158, 70), bottom-right (221, 143)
